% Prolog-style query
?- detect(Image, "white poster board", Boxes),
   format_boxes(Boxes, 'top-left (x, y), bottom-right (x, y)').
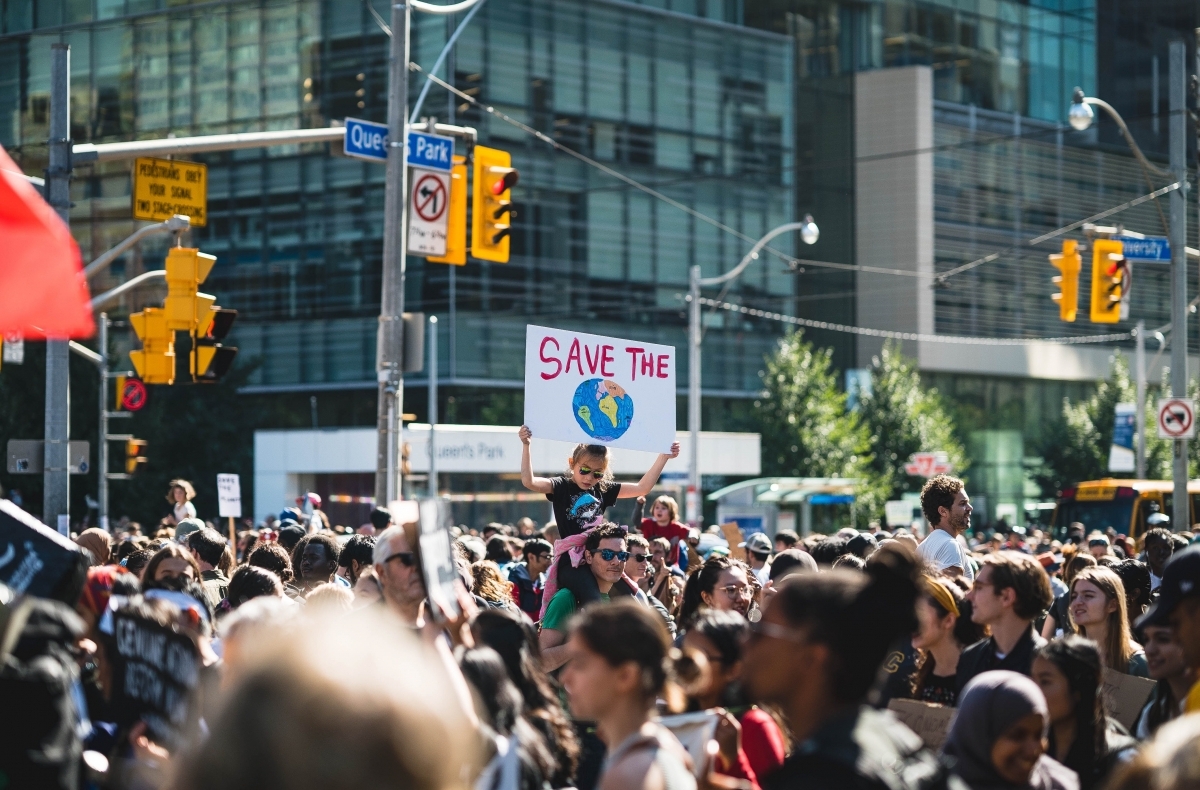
top-left (216, 473), bottom-right (242, 518)
top-left (418, 499), bottom-right (461, 621)
top-left (523, 325), bottom-right (676, 453)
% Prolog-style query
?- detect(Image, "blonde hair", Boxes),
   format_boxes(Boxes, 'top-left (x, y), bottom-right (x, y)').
top-left (567, 444), bottom-right (614, 483)
top-left (304, 582), bottom-right (354, 611)
top-left (1070, 567), bottom-right (1135, 670)
top-left (650, 496), bottom-right (679, 523)
top-left (471, 560), bottom-right (513, 604)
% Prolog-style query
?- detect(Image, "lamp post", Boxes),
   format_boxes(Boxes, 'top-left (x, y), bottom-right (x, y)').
top-left (686, 216), bottom-right (819, 525)
top-left (1068, 47), bottom-right (1187, 527)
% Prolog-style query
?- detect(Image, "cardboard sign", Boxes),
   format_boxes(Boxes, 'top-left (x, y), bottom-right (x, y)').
top-left (523, 325), bottom-right (676, 454)
top-left (720, 522), bottom-right (746, 561)
top-left (659, 711), bottom-right (715, 778)
top-left (216, 473), bottom-right (241, 518)
top-left (1102, 669), bottom-right (1157, 730)
top-left (107, 604), bottom-right (201, 748)
top-left (418, 499), bottom-right (461, 621)
top-left (0, 499), bottom-right (87, 604)
top-left (887, 698), bottom-right (955, 751)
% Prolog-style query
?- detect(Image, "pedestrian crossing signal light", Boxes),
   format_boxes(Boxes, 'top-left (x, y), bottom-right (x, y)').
top-left (471, 146), bottom-right (518, 263)
top-left (129, 307), bottom-right (176, 384)
top-left (1090, 239), bottom-right (1124, 324)
top-left (125, 438), bottom-right (148, 475)
top-left (1049, 240), bottom-right (1081, 322)
top-left (191, 307), bottom-right (238, 382)
top-left (428, 156), bottom-right (467, 266)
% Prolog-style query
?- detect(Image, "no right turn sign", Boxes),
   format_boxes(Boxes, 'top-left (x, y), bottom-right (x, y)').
top-left (1157, 398), bottom-right (1196, 439)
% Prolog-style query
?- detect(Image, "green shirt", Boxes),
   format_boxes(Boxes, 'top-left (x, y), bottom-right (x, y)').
top-left (541, 588), bottom-right (609, 632)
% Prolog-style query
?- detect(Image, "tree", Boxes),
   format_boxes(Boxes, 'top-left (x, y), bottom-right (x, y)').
top-left (756, 331), bottom-right (870, 481)
top-left (856, 341), bottom-right (967, 517)
top-left (1033, 353), bottom-right (1172, 495)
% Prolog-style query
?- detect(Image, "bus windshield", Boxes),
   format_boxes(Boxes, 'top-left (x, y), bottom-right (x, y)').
top-left (1053, 498), bottom-right (1134, 536)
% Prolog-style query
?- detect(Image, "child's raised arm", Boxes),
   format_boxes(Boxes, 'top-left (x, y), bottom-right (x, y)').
top-left (618, 441), bottom-right (681, 499)
top-left (519, 425), bottom-right (554, 494)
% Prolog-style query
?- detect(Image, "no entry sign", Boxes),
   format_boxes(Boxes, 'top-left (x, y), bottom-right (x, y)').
top-left (408, 169), bottom-right (450, 257)
top-left (1157, 397), bottom-right (1196, 439)
top-left (121, 378), bottom-right (148, 411)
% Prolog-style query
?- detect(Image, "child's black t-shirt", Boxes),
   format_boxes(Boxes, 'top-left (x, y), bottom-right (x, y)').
top-left (546, 476), bottom-right (621, 538)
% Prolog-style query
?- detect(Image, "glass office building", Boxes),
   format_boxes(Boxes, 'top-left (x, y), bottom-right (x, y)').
top-left (0, 0), bottom-right (794, 427)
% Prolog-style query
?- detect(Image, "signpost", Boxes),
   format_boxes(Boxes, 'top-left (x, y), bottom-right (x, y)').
top-left (342, 117), bottom-right (389, 163)
top-left (1117, 235), bottom-right (1171, 263)
top-left (408, 170), bottom-right (450, 256)
top-left (132, 157), bottom-right (207, 226)
top-left (1158, 398), bottom-right (1196, 439)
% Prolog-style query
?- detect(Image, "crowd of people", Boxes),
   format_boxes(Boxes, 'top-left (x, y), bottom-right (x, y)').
top-left (5, 438), bottom-right (1200, 790)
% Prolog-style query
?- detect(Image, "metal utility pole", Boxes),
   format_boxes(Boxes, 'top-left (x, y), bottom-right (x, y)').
top-left (429, 315), bottom-right (439, 497)
top-left (98, 314), bottom-right (108, 530)
top-left (1136, 320), bottom-right (1147, 480)
top-left (375, 2), bottom-right (412, 509)
top-left (687, 265), bottom-right (702, 526)
top-left (44, 43), bottom-right (71, 534)
top-left (1168, 40), bottom-right (1188, 529)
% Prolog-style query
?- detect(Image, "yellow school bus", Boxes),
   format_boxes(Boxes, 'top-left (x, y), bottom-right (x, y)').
top-left (1050, 479), bottom-right (1200, 540)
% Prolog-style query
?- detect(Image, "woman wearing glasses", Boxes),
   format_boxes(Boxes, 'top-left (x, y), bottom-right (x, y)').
top-left (518, 425), bottom-right (679, 619)
top-left (678, 555), bottom-right (755, 631)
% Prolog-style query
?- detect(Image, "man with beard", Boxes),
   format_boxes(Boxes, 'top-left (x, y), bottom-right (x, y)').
top-left (916, 474), bottom-right (975, 581)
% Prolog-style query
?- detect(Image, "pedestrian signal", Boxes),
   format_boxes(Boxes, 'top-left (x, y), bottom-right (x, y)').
top-left (129, 307), bottom-right (176, 385)
top-left (125, 438), bottom-right (148, 475)
top-left (1048, 240), bottom-right (1081, 322)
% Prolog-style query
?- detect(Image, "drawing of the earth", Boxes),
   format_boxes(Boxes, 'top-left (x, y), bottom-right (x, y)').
top-left (572, 378), bottom-right (634, 441)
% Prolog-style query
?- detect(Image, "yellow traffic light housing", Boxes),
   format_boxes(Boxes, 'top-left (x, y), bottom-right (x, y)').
top-left (428, 155), bottom-right (467, 266)
top-left (1090, 239), bottom-right (1124, 324)
top-left (164, 247), bottom-right (218, 333)
top-left (125, 438), bottom-right (148, 475)
top-left (129, 307), bottom-right (176, 384)
top-left (191, 307), bottom-right (238, 382)
top-left (1049, 240), bottom-right (1081, 322)
top-left (471, 146), bottom-right (518, 263)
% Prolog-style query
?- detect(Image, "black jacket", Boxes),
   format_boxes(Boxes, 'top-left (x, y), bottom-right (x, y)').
top-left (763, 706), bottom-right (967, 790)
top-left (956, 624), bottom-right (1046, 694)
top-left (508, 562), bottom-right (542, 618)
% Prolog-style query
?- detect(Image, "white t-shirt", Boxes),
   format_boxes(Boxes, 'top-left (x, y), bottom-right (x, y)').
top-left (917, 528), bottom-right (974, 581)
top-left (173, 500), bottom-right (196, 524)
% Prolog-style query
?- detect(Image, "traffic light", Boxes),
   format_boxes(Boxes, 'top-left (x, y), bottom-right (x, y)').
top-left (471, 146), bottom-right (518, 263)
top-left (191, 307), bottom-right (238, 382)
top-left (164, 247), bottom-right (218, 333)
top-left (1048, 240), bottom-right (1081, 322)
top-left (129, 307), bottom-right (176, 384)
top-left (125, 438), bottom-right (148, 475)
top-left (428, 155), bottom-right (467, 265)
top-left (1090, 239), bottom-right (1124, 324)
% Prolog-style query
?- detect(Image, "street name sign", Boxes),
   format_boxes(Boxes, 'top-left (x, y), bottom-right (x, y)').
top-left (133, 157), bottom-right (207, 226)
top-left (1117, 235), bottom-right (1170, 263)
top-left (408, 170), bottom-right (450, 256)
top-left (406, 131), bottom-right (454, 172)
top-left (1157, 398), bottom-right (1196, 439)
top-left (343, 117), bottom-right (389, 162)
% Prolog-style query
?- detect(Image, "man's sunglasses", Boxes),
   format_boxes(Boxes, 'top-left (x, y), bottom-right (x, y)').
top-left (631, 553), bottom-right (651, 563)
top-left (595, 549), bottom-right (630, 562)
top-left (384, 551), bottom-right (417, 567)
top-left (578, 466), bottom-right (605, 478)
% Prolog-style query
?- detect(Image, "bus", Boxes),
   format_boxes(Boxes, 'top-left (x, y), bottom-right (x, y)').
top-left (1050, 479), bottom-right (1200, 540)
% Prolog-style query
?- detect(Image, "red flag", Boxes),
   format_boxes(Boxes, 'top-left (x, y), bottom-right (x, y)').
top-left (0, 144), bottom-right (94, 339)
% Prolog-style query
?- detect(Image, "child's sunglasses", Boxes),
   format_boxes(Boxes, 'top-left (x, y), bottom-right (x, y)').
top-left (578, 466), bottom-right (605, 478)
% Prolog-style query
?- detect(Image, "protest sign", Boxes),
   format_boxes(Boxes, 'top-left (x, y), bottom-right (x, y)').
top-left (106, 602), bottom-right (201, 748)
top-left (720, 522), bottom-right (746, 561)
top-left (1102, 669), bottom-right (1156, 731)
top-left (216, 473), bottom-right (241, 518)
top-left (523, 325), bottom-right (676, 453)
top-left (0, 498), bottom-right (87, 604)
top-left (659, 711), bottom-right (717, 778)
top-left (887, 699), bottom-right (955, 750)
top-left (418, 499), bottom-right (461, 621)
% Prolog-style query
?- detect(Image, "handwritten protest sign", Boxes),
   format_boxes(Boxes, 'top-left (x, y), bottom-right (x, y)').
top-left (106, 603), bottom-right (201, 748)
top-left (523, 325), bottom-right (676, 454)
top-left (1102, 669), bottom-right (1156, 731)
top-left (720, 523), bottom-right (746, 561)
top-left (888, 699), bottom-right (956, 750)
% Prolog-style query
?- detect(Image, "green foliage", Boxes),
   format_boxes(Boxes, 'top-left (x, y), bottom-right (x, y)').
top-left (1032, 353), bottom-right (1172, 494)
top-left (756, 331), bottom-right (870, 481)
top-left (856, 341), bottom-right (967, 514)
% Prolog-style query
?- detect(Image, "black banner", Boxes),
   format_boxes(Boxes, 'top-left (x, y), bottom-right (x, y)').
top-left (0, 499), bottom-right (86, 604)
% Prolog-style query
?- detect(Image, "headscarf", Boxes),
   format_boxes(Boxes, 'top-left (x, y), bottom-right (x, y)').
top-left (944, 670), bottom-right (1079, 790)
top-left (78, 565), bottom-right (127, 620)
top-left (74, 527), bottom-right (111, 565)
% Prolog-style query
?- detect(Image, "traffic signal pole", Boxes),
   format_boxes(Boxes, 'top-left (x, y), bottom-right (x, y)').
top-left (375, 1), bottom-right (412, 508)
top-left (1168, 41), bottom-right (1188, 529)
top-left (44, 43), bottom-right (71, 532)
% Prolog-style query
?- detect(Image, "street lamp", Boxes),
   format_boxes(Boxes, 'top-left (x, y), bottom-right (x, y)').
top-left (1067, 87), bottom-right (1173, 179)
top-left (686, 219), bottom-right (819, 525)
